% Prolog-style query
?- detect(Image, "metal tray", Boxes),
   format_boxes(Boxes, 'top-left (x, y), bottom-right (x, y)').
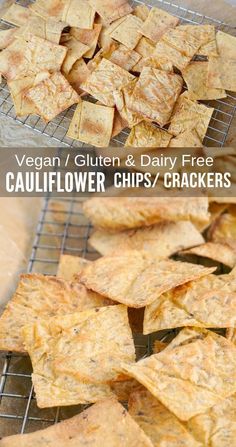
top-left (0, 0), bottom-right (236, 147)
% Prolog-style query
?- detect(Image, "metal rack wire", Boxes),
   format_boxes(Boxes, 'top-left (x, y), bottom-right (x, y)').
top-left (0, 0), bottom-right (236, 147)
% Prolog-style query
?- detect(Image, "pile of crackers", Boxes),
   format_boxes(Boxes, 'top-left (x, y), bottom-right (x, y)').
top-left (0, 0), bottom-right (236, 147)
top-left (1, 196), bottom-right (236, 446)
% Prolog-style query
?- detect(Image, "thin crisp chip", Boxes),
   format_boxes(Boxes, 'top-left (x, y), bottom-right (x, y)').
top-left (168, 95), bottom-right (214, 140)
top-left (208, 212), bottom-right (236, 250)
top-left (16, 15), bottom-right (66, 44)
top-left (216, 31), bottom-right (236, 59)
top-left (182, 61), bottom-right (226, 100)
top-left (0, 28), bottom-right (17, 50)
top-left (89, 221), bottom-right (204, 257)
top-left (169, 129), bottom-right (203, 147)
top-left (108, 44), bottom-right (141, 71)
top-left (129, 387), bottom-right (201, 447)
top-left (187, 394), bottom-right (236, 447)
top-left (180, 242), bottom-right (236, 268)
top-left (122, 327), bottom-right (236, 421)
top-left (57, 254), bottom-right (91, 280)
top-left (132, 37), bottom-right (155, 72)
top-left (125, 121), bottom-right (172, 147)
top-left (113, 79), bottom-right (142, 127)
top-left (62, 36), bottom-right (90, 75)
top-left (1, 3), bottom-right (32, 27)
top-left (70, 24), bottom-right (102, 58)
top-left (143, 273), bottom-right (236, 334)
top-left (83, 196), bottom-right (210, 231)
top-left (89, 0), bottom-right (133, 24)
top-left (129, 67), bottom-right (183, 126)
top-left (25, 72), bottom-right (80, 122)
top-left (67, 101), bottom-right (114, 147)
top-left (141, 7), bottom-right (179, 42)
top-left (65, 58), bottom-right (90, 94)
top-left (0, 35), bottom-right (67, 81)
top-left (151, 40), bottom-right (190, 71)
top-left (133, 4), bottom-right (149, 21)
top-left (208, 56), bottom-right (236, 92)
top-left (80, 58), bottom-right (134, 106)
top-left (105, 15), bottom-right (143, 50)
top-left (0, 272), bottom-right (113, 352)
top-left (79, 252), bottom-right (215, 308)
top-left (8, 72), bottom-right (50, 117)
top-left (29, 0), bottom-right (67, 21)
top-left (179, 24), bottom-right (218, 57)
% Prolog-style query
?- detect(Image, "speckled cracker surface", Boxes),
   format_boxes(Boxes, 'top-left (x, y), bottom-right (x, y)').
top-left (0, 35), bottom-right (67, 81)
top-left (125, 121), bottom-right (172, 147)
top-left (129, 67), bottom-right (183, 126)
top-left (0, 273), bottom-right (111, 352)
top-left (57, 254), bottom-right (91, 280)
top-left (143, 273), bottom-right (236, 333)
top-left (182, 61), bottom-right (226, 100)
top-left (22, 306), bottom-right (135, 407)
top-left (79, 252), bottom-right (214, 308)
top-left (83, 196), bottom-right (210, 231)
top-left (141, 7), bottom-right (179, 42)
top-left (122, 327), bottom-right (236, 421)
top-left (67, 101), bottom-right (114, 147)
top-left (129, 387), bottom-right (201, 447)
top-left (80, 58), bottom-right (134, 106)
top-left (25, 72), bottom-right (80, 122)
top-left (89, 221), bottom-right (204, 257)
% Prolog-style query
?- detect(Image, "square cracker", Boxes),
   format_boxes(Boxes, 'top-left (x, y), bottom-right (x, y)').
top-left (80, 58), bottom-right (134, 106)
top-left (62, 0), bottom-right (96, 29)
top-left (182, 61), bottom-right (226, 100)
top-left (1, 3), bottom-right (32, 27)
top-left (168, 95), bottom-right (214, 140)
top-left (57, 254), bottom-right (91, 280)
top-left (106, 15), bottom-right (143, 50)
top-left (70, 24), bottom-right (102, 58)
top-left (89, 220), bottom-right (204, 257)
top-left (143, 273), bottom-right (236, 334)
top-left (129, 67), bottom-right (183, 126)
top-left (216, 30), bottom-right (236, 59)
top-left (0, 272), bottom-right (112, 353)
top-left (0, 35), bottom-right (67, 81)
top-left (67, 101), bottom-right (114, 147)
top-left (129, 387), bottom-right (200, 447)
top-left (148, 40), bottom-right (190, 72)
top-left (25, 72), bottom-right (80, 122)
top-left (89, 0), bottom-right (132, 24)
top-left (207, 56), bottom-right (236, 93)
top-left (0, 28), bottom-right (17, 51)
top-left (141, 7), bottom-right (179, 42)
top-left (79, 251), bottom-right (215, 308)
top-left (123, 327), bottom-right (236, 421)
top-left (83, 196), bottom-right (210, 231)
top-left (8, 72), bottom-right (50, 117)
top-left (125, 121), bottom-right (171, 147)
top-left (22, 306), bottom-right (135, 406)
top-left (169, 129), bottom-right (202, 147)
top-left (0, 398), bottom-right (154, 446)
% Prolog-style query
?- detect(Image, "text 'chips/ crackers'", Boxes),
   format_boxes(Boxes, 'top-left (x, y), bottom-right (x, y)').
top-left (79, 251), bottom-right (215, 308)
top-left (0, 273), bottom-right (113, 352)
top-left (122, 327), bottom-right (236, 421)
top-left (0, 399), bottom-right (155, 446)
top-left (83, 196), bottom-right (210, 231)
top-left (25, 72), bottom-right (80, 122)
top-left (0, 34), bottom-right (67, 81)
top-left (67, 100), bottom-right (115, 147)
top-left (129, 387), bottom-right (201, 447)
top-left (22, 306), bottom-right (135, 407)
top-left (89, 220), bottom-right (204, 257)
top-left (143, 272), bottom-right (236, 334)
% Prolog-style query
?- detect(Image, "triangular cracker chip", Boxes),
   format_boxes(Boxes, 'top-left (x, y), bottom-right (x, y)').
top-left (122, 327), bottom-right (236, 420)
top-left (16, 15), bottom-right (67, 44)
top-left (125, 121), bottom-right (172, 147)
top-left (83, 196), bottom-right (209, 231)
top-left (141, 7), bottom-right (179, 42)
top-left (180, 241), bottom-right (236, 268)
top-left (89, 220), bottom-right (204, 257)
top-left (129, 387), bottom-right (201, 447)
top-left (182, 61), bottom-right (226, 100)
top-left (25, 71), bottom-right (80, 122)
top-left (80, 58), bottom-right (135, 106)
top-left (67, 100), bottom-right (114, 147)
top-left (129, 67), bottom-right (183, 126)
top-left (79, 251), bottom-right (215, 308)
top-left (0, 272), bottom-right (112, 352)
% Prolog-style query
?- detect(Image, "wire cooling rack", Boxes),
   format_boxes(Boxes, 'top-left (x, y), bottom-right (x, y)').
top-left (0, 0), bottom-right (236, 147)
top-left (0, 193), bottom-right (170, 436)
